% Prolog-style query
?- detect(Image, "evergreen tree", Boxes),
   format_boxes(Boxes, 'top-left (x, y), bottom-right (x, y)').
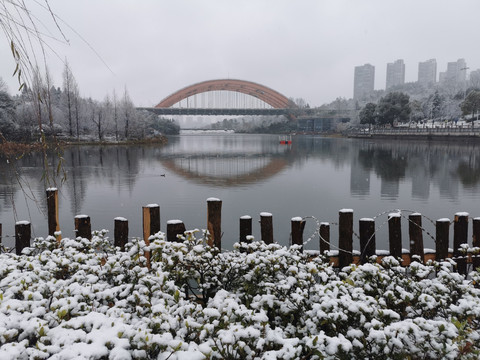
top-left (376, 92), bottom-right (411, 126)
top-left (359, 103), bottom-right (377, 126)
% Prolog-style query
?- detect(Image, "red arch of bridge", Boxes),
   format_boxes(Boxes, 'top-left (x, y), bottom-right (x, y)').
top-left (155, 79), bottom-right (292, 109)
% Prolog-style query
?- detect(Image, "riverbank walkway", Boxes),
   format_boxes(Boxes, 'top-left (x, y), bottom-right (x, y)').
top-left (348, 126), bottom-right (480, 140)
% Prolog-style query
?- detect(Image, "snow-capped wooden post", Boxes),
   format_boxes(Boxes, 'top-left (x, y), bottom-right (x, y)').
top-left (143, 204), bottom-right (160, 241)
top-left (207, 198), bottom-right (222, 249)
top-left (388, 212), bottom-right (402, 259)
top-left (473, 217), bottom-right (480, 269)
top-left (239, 215), bottom-right (252, 244)
top-left (167, 220), bottom-right (186, 242)
top-left (46, 188), bottom-right (61, 241)
top-left (114, 217), bottom-right (129, 250)
top-left (408, 213), bottom-right (424, 262)
top-left (143, 204), bottom-right (160, 268)
top-left (15, 221), bottom-right (31, 255)
top-left (75, 215), bottom-right (91, 240)
top-left (435, 218), bottom-right (450, 261)
top-left (260, 212), bottom-right (273, 244)
top-left (319, 222), bottom-right (330, 253)
top-left (291, 217), bottom-right (305, 251)
top-left (359, 218), bottom-right (375, 264)
top-left (338, 209), bottom-right (353, 268)
top-left (453, 212), bottom-right (469, 274)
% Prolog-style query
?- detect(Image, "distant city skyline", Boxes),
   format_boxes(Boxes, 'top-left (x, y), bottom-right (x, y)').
top-left (354, 58), bottom-right (475, 99)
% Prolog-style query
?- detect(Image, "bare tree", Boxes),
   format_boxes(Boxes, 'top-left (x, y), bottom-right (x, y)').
top-left (122, 87), bottom-right (134, 139)
top-left (62, 60), bottom-right (76, 137)
top-left (112, 90), bottom-right (119, 141)
top-left (0, 77), bottom-right (7, 92)
top-left (73, 81), bottom-right (81, 139)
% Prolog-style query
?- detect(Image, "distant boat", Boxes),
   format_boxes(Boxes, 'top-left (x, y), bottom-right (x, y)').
top-left (279, 135), bottom-right (292, 145)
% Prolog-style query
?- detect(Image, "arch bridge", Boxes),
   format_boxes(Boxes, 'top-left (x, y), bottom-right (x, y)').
top-left (138, 79), bottom-right (295, 116)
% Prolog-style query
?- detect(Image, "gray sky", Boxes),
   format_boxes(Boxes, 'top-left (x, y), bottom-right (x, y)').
top-left (1, 0), bottom-right (480, 107)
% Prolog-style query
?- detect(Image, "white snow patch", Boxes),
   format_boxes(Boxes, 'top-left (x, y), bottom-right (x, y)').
top-left (167, 220), bottom-right (183, 225)
top-left (15, 220), bottom-right (30, 225)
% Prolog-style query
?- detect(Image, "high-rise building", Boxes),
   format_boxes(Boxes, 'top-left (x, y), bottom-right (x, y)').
top-left (354, 64), bottom-right (375, 100)
top-left (441, 58), bottom-right (467, 85)
top-left (418, 59), bottom-right (437, 86)
top-left (386, 59), bottom-right (405, 89)
top-left (470, 69), bottom-right (480, 88)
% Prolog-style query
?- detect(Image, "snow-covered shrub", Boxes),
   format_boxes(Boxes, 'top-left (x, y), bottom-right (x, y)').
top-left (0, 230), bottom-right (479, 359)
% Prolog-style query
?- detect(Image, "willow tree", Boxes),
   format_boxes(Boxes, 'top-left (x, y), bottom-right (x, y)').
top-left (1, 1), bottom-right (68, 188)
top-left (1, 1), bottom-right (67, 89)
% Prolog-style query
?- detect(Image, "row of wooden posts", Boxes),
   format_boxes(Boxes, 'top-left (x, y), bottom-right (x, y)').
top-left (2, 190), bottom-right (480, 274)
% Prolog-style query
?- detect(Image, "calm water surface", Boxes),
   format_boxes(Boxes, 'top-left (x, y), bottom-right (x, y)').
top-left (1, 133), bottom-right (480, 251)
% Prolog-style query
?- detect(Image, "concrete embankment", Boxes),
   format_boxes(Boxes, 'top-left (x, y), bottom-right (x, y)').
top-left (348, 129), bottom-right (480, 141)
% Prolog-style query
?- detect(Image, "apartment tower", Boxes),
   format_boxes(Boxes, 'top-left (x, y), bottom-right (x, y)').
top-left (386, 59), bottom-right (405, 89)
top-left (353, 64), bottom-right (375, 100)
top-left (418, 59), bottom-right (437, 86)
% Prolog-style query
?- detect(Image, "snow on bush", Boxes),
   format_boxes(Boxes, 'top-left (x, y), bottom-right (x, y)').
top-left (0, 229), bottom-right (479, 359)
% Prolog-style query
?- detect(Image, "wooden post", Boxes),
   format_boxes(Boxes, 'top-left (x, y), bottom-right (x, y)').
top-left (114, 217), bottom-right (129, 250)
top-left (408, 213), bottom-right (424, 262)
top-left (260, 212), bottom-right (273, 244)
top-left (0, 223), bottom-right (2, 247)
top-left (319, 222), bottom-right (330, 253)
top-left (473, 217), bottom-right (480, 270)
top-left (207, 198), bottom-right (222, 249)
top-left (454, 212), bottom-right (469, 274)
top-left (142, 204), bottom-right (160, 242)
top-left (291, 217), bottom-right (305, 251)
top-left (239, 215), bottom-right (252, 244)
top-left (74, 215), bottom-right (91, 240)
top-left (143, 204), bottom-right (160, 268)
top-left (388, 213), bottom-right (402, 259)
top-left (338, 209), bottom-right (353, 268)
top-left (15, 221), bottom-right (31, 255)
top-left (359, 218), bottom-right (375, 264)
top-left (167, 220), bottom-right (186, 242)
top-left (435, 218), bottom-right (450, 261)
top-left (46, 188), bottom-right (61, 241)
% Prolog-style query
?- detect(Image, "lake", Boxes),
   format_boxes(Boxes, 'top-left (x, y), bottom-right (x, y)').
top-left (1, 132), bottom-right (479, 251)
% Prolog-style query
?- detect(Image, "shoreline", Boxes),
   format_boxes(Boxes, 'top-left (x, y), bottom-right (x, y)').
top-left (347, 129), bottom-right (480, 142)
top-left (0, 136), bottom-right (168, 155)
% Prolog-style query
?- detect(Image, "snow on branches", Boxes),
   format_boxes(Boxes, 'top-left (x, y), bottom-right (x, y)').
top-left (0, 230), bottom-right (479, 359)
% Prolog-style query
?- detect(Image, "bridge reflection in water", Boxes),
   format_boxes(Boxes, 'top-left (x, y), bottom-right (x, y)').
top-left (159, 134), bottom-right (292, 187)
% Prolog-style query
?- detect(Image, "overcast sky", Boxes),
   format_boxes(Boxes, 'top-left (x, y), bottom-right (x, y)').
top-left (1, 0), bottom-right (480, 107)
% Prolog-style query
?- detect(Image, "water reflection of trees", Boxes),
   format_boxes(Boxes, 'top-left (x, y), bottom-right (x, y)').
top-left (456, 157), bottom-right (480, 188)
top-left (0, 146), bottom-right (143, 221)
top-left (63, 146), bottom-right (141, 216)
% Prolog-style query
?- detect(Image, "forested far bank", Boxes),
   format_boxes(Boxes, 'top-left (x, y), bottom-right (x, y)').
top-left (0, 69), bottom-right (179, 144)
